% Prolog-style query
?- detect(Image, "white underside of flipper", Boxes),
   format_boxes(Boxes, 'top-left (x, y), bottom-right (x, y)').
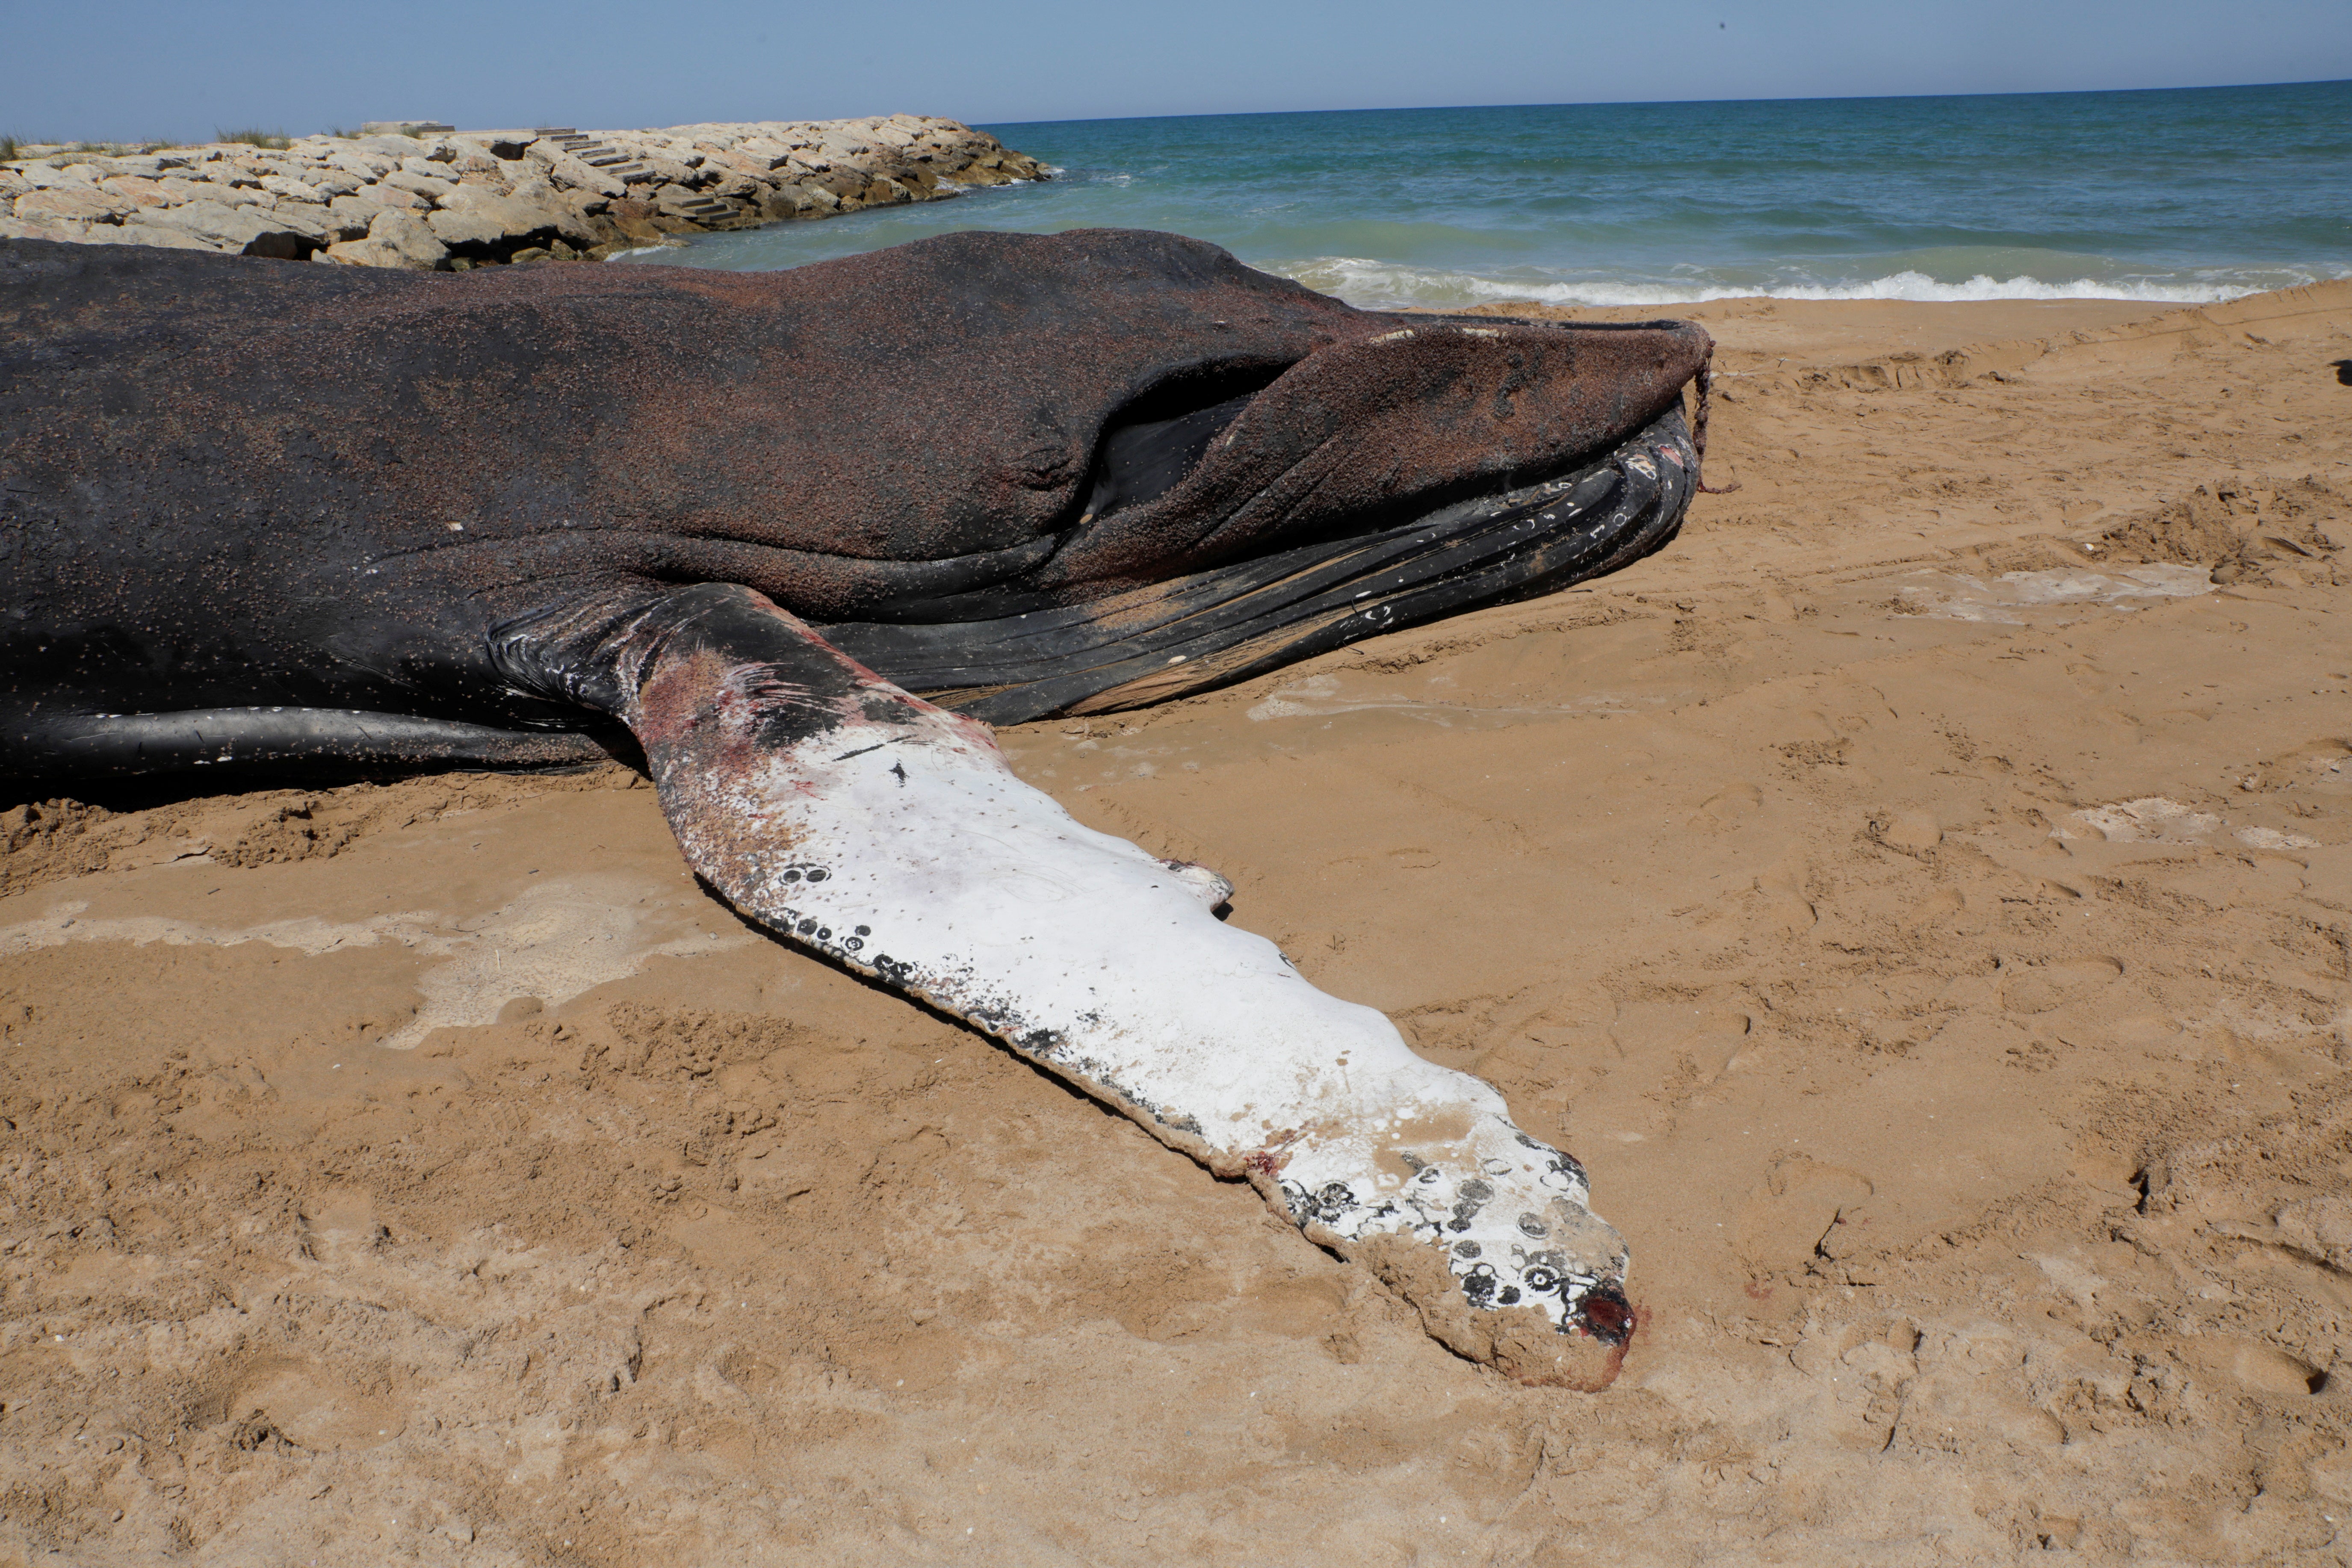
top-left (635, 645), bottom-right (1631, 1364)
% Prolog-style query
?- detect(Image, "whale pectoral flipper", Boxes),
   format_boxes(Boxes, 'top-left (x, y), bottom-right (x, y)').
top-left (549, 581), bottom-right (1637, 1385)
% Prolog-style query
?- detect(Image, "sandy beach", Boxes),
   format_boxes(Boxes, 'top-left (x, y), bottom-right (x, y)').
top-left (3, 278), bottom-right (2349, 1564)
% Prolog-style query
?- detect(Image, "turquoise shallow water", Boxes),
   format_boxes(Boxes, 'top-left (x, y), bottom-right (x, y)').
top-left (624, 80), bottom-right (2352, 308)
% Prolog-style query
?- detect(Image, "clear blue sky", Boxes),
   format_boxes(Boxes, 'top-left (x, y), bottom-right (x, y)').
top-left (7, 0), bottom-right (2348, 142)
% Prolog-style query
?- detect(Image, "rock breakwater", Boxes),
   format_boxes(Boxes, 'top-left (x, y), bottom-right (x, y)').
top-left (0, 115), bottom-right (1048, 269)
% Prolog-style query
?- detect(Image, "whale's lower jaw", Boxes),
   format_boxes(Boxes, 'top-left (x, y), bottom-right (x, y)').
top-left (819, 404), bottom-right (1696, 726)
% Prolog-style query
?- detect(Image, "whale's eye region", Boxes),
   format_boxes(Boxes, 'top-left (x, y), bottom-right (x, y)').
top-left (1075, 371), bottom-right (1284, 525)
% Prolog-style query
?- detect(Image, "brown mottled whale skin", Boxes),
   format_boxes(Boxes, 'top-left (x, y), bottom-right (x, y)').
top-left (1, 228), bottom-right (1708, 776)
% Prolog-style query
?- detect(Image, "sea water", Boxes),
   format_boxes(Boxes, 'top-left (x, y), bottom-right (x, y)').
top-left (625, 80), bottom-right (2351, 309)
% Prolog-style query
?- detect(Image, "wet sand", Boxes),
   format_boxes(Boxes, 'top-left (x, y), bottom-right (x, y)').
top-left (3, 279), bottom-right (2349, 1565)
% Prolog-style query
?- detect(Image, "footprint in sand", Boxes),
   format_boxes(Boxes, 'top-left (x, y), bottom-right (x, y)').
top-left (1688, 781), bottom-right (1764, 832)
top-left (1999, 955), bottom-right (2124, 1016)
top-left (1735, 1155), bottom-right (1875, 1276)
top-left (227, 1360), bottom-right (405, 1453)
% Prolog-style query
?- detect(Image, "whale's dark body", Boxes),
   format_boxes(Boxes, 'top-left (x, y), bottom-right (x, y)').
top-left (1, 230), bottom-right (1708, 780)
top-left (2, 229), bottom-right (1715, 1375)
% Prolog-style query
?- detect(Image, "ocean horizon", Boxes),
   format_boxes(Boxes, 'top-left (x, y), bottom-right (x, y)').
top-left (623, 80), bottom-right (2352, 310)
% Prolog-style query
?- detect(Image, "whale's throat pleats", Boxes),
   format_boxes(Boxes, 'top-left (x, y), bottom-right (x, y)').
top-left (1076, 372), bottom-right (1282, 523)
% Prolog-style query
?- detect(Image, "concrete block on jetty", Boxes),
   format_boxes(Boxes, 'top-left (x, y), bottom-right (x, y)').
top-left (0, 115), bottom-right (1050, 269)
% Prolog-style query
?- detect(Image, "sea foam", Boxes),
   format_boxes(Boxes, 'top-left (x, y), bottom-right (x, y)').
top-left (1268, 258), bottom-right (2346, 313)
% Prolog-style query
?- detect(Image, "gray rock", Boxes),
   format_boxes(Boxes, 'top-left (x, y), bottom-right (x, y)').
top-left (112, 219), bottom-right (213, 251)
top-left (23, 165), bottom-right (98, 190)
top-left (15, 188), bottom-right (130, 224)
top-left (366, 207), bottom-right (449, 268)
top-left (424, 204), bottom-right (507, 248)
top-left (653, 184), bottom-right (737, 224)
top-left (254, 202), bottom-right (330, 241)
top-left (758, 186), bottom-right (823, 221)
top-left (437, 184), bottom-right (596, 247)
top-left (556, 187), bottom-right (615, 236)
top-left (323, 194), bottom-right (380, 239)
top-left (634, 155), bottom-right (698, 186)
top-left (316, 236), bottom-right (405, 267)
top-left (141, 199), bottom-right (317, 257)
top-left (529, 146), bottom-right (626, 200)
top-left (260, 174), bottom-right (324, 203)
top-left (329, 151), bottom-right (396, 179)
top-left (106, 154), bottom-right (192, 177)
top-left (380, 169), bottom-right (454, 204)
top-left (360, 120), bottom-right (454, 136)
top-left (0, 216), bottom-right (87, 242)
top-left (3, 116), bottom-right (1052, 263)
top-left (100, 176), bottom-right (171, 210)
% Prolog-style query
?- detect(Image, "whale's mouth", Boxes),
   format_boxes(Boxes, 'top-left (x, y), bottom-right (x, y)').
top-left (821, 399), bottom-right (1696, 726)
top-left (1074, 377), bottom-right (1272, 527)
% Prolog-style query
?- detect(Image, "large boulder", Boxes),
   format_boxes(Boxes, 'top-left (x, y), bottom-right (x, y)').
top-left (326, 193), bottom-right (386, 238)
top-left (432, 184), bottom-right (595, 249)
top-left (136, 200), bottom-right (321, 258)
top-left (316, 236), bottom-right (411, 267)
top-left (327, 151), bottom-right (396, 180)
top-left (259, 174), bottom-right (325, 203)
top-left (363, 207), bottom-right (449, 268)
top-left (112, 219), bottom-right (213, 251)
top-left (423, 204), bottom-right (507, 249)
top-left (100, 176), bottom-right (172, 209)
top-left (0, 216), bottom-right (88, 242)
top-left (526, 142), bottom-right (627, 200)
top-left (15, 188), bottom-right (131, 225)
top-left (758, 186), bottom-right (824, 221)
top-left (379, 169), bottom-right (455, 204)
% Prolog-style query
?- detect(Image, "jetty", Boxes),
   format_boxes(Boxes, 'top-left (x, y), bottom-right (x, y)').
top-left (0, 115), bottom-right (1049, 269)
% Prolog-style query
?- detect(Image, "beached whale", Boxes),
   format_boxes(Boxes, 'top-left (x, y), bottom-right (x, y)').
top-left (0, 230), bottom-right (1709, 1385)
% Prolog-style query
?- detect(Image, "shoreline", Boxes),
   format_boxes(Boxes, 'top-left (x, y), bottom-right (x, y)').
top-left (0, 116), bottom-right (1049, 270)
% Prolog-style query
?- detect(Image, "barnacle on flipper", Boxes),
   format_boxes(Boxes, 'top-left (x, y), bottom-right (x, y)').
top-left (1267, 1120), bottom-right (1635, 1387)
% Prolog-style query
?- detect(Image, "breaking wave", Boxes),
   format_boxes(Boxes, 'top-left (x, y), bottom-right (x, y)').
top-left (1266, 257), bottom-right (2346, 312)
